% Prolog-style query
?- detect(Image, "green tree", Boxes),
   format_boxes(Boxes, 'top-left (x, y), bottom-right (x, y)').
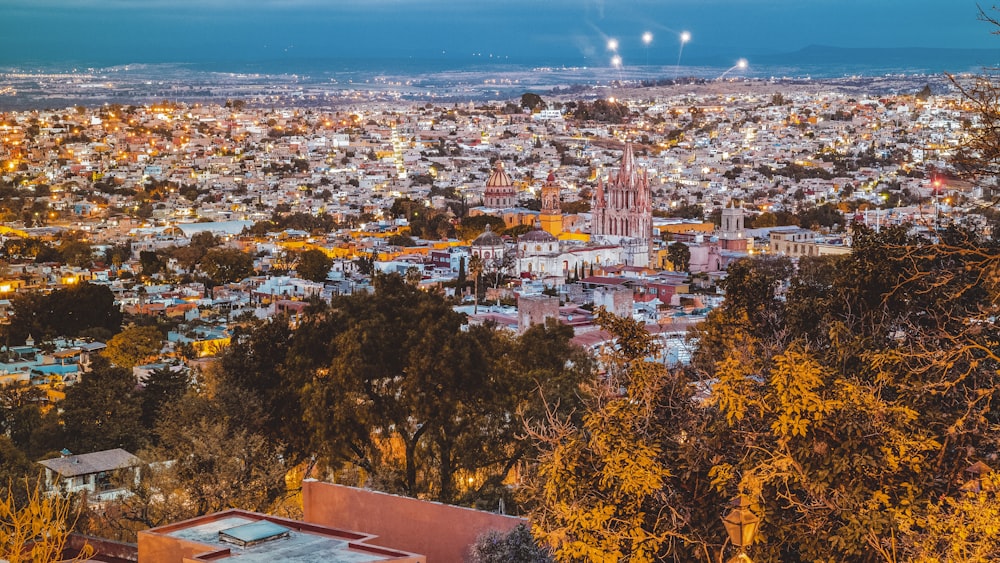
top-left (216, 317), bottom-right (304, 461)
top-left (139, 365), bottom-right (190, 436)
top-left (200, 248), bottom-right (254, 286)
top-left (469, 254), bottom-right (484, 314)
top-left (61, 357), bottom-right (145, 453)
top-left (689, 255), bottom-right (792, 373)
top-left (295, 249), bottom-right (333, 283)
top-left (7, 282), bottom-right (121, 344)
top-left (354, 252), bottom-right (376, 276)
top-left (521, 92), bottom-right (545, 111)
top-left (666, 242), bottom-right (691, 272)
top-left (470, 523), bottom-right (553, 563)
top-left (144, 416), bottom-right (289, 521)
top-left (138, 250), bottom-right (163, 277)
top-left (58, 240), bottom-right (94, 268)
top-left (103, 243), bottom-right (132, 270)
top-left (458, 215), bottom-right (506, 241)
top-left (297, 274), bottom-right (591, 503)
top-left (386, 234), bottom-right (417, 247)
top-left (103, 325), bottom-right (163, 369)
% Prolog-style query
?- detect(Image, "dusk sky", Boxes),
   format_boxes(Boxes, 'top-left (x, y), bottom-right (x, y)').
top-left (0, 0), bottom-right (994, 68)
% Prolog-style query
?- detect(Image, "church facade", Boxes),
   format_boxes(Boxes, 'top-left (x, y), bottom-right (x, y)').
top-left (591, 143), bottom-right (653, 267)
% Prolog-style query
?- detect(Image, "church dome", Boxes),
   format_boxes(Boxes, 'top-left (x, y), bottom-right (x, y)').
top-left (519, 229), bottom-right (557, 243)
top-left (472, 224), bottom-right (504, 246)
top-left (485, 161), bottom-right (513, 188)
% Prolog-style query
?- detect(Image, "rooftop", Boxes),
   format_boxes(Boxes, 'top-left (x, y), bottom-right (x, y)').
top-left (146, 510), bottom-right (422, 563)
top-left (38, 449), bottom-right (141, 478)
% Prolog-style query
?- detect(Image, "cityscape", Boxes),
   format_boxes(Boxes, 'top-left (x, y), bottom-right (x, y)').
top-left (1, 1), bottom-right (1000, 562)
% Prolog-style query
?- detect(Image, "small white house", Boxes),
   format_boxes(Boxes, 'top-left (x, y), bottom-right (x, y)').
top-left (38, 449), bottom-right (142, 503)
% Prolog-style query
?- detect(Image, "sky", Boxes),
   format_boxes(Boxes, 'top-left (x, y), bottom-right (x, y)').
top-left (0, 0), bottom-right (994, 68)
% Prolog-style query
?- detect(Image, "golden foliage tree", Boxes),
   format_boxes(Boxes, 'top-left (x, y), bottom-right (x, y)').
top-left (103, 325), bottom-right (164, 369)
top-left (0, 479), bottom-right (92, 562)
top-left (528, 309), bottom-right (701, 562)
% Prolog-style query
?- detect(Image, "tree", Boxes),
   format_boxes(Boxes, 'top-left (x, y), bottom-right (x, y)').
top-left (458, 215), bottom-right (506, 241)
top-left (6, 282), bottom-right (122, 344)
top-left (470, 523), bottom-right (553, 563)
top-left (301, 275), bottom-right (491, 497)
top-left (297, 274), bottom-right (592, 504)
top-left (140, 417), bottom-right (290, 522)
top-left (57, 240), bottom-right (94, 268)
top-left (469, 254), bottom-right (484, 314)
top-left (216, 316), bottom-right (304, 461)
top-left (103, 243), bottom-right (132, 270)
top-left (138, 250), bottom-right (163, 277)
top-left (689, 255), bottom-right (792, 373)
top-left (0, 479), bottom-right (92, 563)
top-left (139, 365), bottom-right (190, 436)
top-left (200, 248), bottom-right (254, 286)
top-left (103, 325), bottom-right (163, 369)
top-left (386, 234), bottom-right (417, 247)
top-left (295, 249), bottom-right (333, 283)
top-left (354, 252), bottom-right (376, 276)
top-left (667, 242), bottom-right (691, 272)
top-left (521, 93), bottom-right (545, 111)
top-left (949, 7), bottom-right (1000, 178)
top-left (61, 357), bottom-right (146, 454)
top-left (528, 310), bottom-right (699, 562)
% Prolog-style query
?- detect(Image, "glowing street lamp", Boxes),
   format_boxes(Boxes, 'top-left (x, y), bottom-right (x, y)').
top-left (642, 31), bottom-right (653, 65)
top-left (607, 38), bottom-right (619, 52)
top-left (676, 31), bottom-right (692, 78)
top-left (722, 495), bottom-right (760, 562)
top-left (718, 58), bottom-right (749, 80)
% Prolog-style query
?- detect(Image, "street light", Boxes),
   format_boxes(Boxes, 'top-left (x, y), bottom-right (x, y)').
top-left (722, 494), bottom-right (760, 562)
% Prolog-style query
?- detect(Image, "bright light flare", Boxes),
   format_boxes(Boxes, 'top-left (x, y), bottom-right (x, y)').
top-left (611, 55), bottom-right (622, 68)
top-left (607, 38), bottom-right (619, 51)
top-left (718, 58), bottom-right (749, 80)
top-left (675, 31), bottom-right (692, 78)
top-left (642, 32), bottom-right (653, 46)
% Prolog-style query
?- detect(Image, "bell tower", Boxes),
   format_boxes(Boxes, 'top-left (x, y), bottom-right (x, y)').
top-left (719, 200), bottom-right (747, 251)
top-left (539, 171), bottom-right (562, 237)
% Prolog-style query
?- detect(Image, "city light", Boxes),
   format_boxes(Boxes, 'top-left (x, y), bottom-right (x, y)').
top-left (676, 31), bottom-right (692, 78)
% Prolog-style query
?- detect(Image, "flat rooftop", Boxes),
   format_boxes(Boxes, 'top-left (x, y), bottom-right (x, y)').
top-left (148, 511), bottom-right (420, 563)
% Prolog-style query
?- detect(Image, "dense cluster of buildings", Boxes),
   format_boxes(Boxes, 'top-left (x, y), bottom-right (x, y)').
top-left (0, 83), bottom-right (988, 376)
top-left (0, 74), bottom-right (995, 561)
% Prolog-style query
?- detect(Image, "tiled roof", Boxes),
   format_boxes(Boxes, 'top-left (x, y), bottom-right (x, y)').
top-left (39, 449), bottom-right (141, 478)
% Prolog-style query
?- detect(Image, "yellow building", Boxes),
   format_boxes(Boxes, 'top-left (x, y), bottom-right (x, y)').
top-left (539, 171), bottom-right (562, 237)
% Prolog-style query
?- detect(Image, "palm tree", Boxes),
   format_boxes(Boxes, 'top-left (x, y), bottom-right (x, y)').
top-left (469, 254), bottom-right (484, 314)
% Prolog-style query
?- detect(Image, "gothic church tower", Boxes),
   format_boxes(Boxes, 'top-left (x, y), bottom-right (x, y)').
top-left (591, 143), bottom-right (652, 266)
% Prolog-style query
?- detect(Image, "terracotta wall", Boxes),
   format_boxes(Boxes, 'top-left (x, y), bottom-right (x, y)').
top-left (66, 534), bottom-right (138, 562)
top-left (302, 481), bottom-right (525, 563)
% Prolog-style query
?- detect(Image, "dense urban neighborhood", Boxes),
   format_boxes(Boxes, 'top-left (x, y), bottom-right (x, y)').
top-left (0, 72), bottom-right (999, 562)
